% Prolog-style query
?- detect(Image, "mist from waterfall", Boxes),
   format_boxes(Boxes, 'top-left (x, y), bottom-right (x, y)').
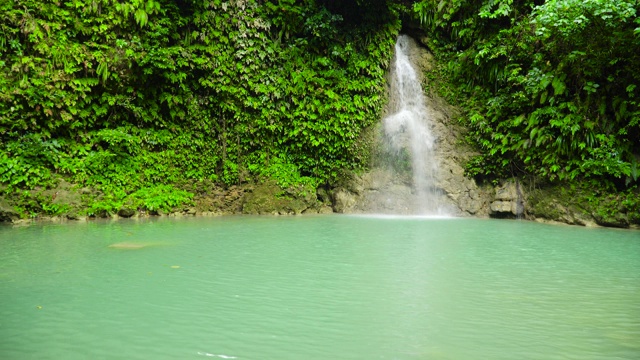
top-left (382, 35), bottom-right (446, 215)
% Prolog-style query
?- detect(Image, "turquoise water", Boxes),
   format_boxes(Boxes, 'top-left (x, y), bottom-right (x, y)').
top-left (1, 215), bottom-right (639, 359)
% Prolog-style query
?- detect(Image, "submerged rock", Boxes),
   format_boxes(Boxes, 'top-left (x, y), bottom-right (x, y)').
top-left (108, 242), bottom-right (150, 250)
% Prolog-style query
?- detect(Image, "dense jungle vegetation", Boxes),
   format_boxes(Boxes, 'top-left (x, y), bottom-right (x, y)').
top-left (1, 0), bottom-right (638, 219)
top-left (413, 0), bottom-right (639, 221)
top-left (1, 0), bottom-right (401, 216)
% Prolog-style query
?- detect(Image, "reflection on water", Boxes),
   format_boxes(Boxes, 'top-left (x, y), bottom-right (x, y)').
top-left (1, 216), bottom-right (639, 359)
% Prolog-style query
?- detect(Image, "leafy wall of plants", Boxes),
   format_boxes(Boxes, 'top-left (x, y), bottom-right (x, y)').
top-left (4, 0), bottom-right (636, 220)
top-left (413, 0), bottom-right (639, 189)
top-left (0, 0), bottom-right (401, 216)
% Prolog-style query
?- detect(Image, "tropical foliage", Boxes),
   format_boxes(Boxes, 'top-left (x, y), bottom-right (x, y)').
top-left (2, 0), bottom-right (638, 219)
top-left (0, 0), bottom-right (400, 215)
top-left (414, 0), bottom-right (639, 187)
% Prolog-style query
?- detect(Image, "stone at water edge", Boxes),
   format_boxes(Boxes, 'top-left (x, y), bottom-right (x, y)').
top-left (117, 207), bottom-right (137, 218)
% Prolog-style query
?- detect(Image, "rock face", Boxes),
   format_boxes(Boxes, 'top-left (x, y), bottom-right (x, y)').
top-left (242, 180), bottom-right (328, 215)
top-left (528, 196), bottom-right (596, 227)
top-left (331, 187), bottom-right (359, 214)
top-left (0, 198), bottom-right (20, 222)
top-left (489, 180), bottom-right (525, 218)
top-left (191, 182), bottom-right (245, 215)
top-left (0, 179), bottom-right (87, 223)
top-left (526, 186), bottom-right (640, 228)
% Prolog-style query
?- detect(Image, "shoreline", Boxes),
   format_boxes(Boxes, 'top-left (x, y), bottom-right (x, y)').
top-left (3, 209), bottom-right (639, 231)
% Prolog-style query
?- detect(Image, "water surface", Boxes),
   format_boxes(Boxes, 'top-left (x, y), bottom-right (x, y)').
top-left (1, 216), bottom-right (639, 359)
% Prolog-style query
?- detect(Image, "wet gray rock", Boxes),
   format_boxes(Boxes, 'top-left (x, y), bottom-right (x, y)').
top-left (490, 200), bottom-right (514, 214)
top-left (489, 180), bottom-right (525, 217)
top-left (331, 188), bottom-right (358, 213)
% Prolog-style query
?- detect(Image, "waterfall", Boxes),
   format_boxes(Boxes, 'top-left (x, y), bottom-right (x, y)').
top-left (380, 35), bottom-right (445, 215)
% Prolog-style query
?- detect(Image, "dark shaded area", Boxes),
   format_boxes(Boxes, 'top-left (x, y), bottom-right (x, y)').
top-left (319, 0), bottom-right (392, 25)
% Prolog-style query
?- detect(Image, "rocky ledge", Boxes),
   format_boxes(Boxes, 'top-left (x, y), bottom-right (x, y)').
top-left (1, 176), bottom-right (638, 230)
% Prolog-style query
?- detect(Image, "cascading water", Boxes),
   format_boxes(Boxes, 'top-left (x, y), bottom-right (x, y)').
top-left (381, 35), bottom-right (446, 215)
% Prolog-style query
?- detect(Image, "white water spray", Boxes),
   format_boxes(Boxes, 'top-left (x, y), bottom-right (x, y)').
top-left (382, 35), bottom-right (445, 215)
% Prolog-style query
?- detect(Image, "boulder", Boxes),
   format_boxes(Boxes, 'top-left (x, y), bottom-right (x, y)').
top-left (243, 180), bottom-right (319, 215)
top-left (488, 180), bottom-right (525, 217)
top-left (0, 198), bottom-right (20, 222)
top-left (331, 188), bottom-right (358, 213)
top-left (592, 211), bottom-right (629, 228)
top-left (490, 201), bottom-right (513, 214)
top-left (117, 207), bottom-right (136, 218)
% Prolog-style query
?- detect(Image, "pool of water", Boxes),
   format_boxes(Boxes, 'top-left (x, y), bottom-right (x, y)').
top-left (1, 215), bottom-right (639, 359)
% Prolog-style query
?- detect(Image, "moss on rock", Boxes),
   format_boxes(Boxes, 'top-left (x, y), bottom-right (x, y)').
top-left (242, 180), bottom-right (321, 215)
